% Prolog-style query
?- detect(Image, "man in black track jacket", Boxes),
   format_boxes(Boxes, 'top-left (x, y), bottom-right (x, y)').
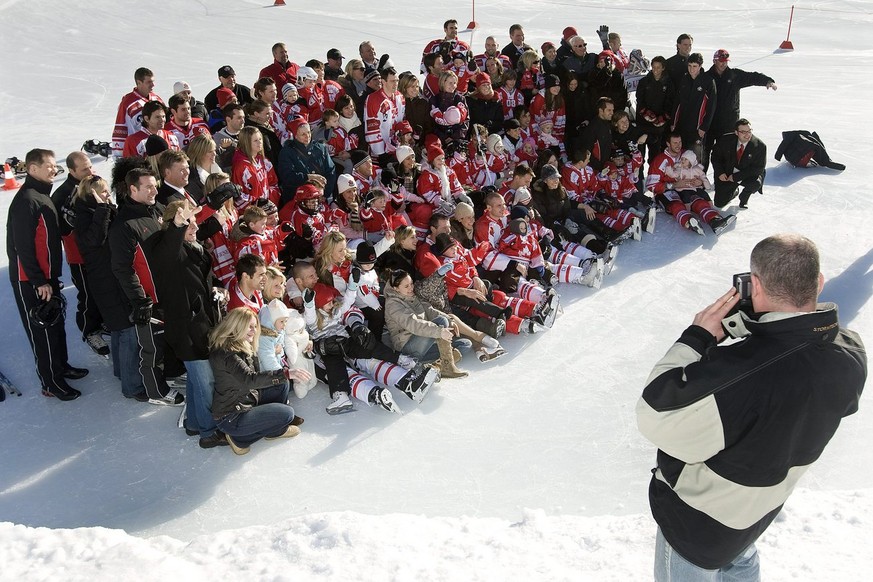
top-left (637, 234), bottom-right (866, 580)
top-left (6, 149), bottom-right (88, 400)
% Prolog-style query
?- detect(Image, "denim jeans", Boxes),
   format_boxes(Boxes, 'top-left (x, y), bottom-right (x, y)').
top-left (217, 383), bottom-right (294, 448)
top-left (400, 315), bottom-right (449, 363)
top-left (654, 527), bottom-right (760, 582)
top-left (113, 326), bottom-right (144, 398)
top-left (183, 359), bottom-right (217, 437)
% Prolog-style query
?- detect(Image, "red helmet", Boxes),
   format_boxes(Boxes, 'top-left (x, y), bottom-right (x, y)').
top-left (295, 183), bottom-right (321, 201)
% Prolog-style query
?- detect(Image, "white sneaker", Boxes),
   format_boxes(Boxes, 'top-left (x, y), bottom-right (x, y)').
top-left (326, 392), bottom-right (355, 415)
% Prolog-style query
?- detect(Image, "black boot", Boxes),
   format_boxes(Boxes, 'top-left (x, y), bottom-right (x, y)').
top-left (62, 364), bottom-right (89, 380)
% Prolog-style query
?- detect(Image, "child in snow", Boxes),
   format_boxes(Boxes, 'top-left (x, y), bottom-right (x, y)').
top-left (665, 150), bottom-right (713, 191)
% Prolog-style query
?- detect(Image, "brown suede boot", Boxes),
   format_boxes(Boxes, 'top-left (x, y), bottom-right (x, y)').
top-left (438, 338), bottom-right (469, 379)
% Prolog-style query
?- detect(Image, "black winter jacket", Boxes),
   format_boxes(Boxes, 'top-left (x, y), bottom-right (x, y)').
top-left (109, 199), bottom-right (164, 309)
top-left (151, 223), bottom-right (220, 361)
top-left (638, 305), bottom-right (866, 569)
top-left (210, 348), bottom-right (286, 419)
top-left (707, 66), bottom-right (775, 135)
top-left (6, 176), bottom-right (62, 287)
top-left (73, 196), bottom-right (131, 331)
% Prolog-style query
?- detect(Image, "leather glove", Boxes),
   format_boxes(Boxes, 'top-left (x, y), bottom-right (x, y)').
top-left (131, 298), bottom-right (153, 325)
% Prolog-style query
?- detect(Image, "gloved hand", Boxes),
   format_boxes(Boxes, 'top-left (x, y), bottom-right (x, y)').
top-left (347, 273), bottom-right (360, 294)
top-left (131, 298), bottom-right (153, 325)
top-left (303, 288), bottom-right (315, 306)
top-left (597, 25), bottom-right (610, 49)
top-left (351, 266), bottom-right (361, 283)
top-left (301, 223), bottom-right (314, 239)
top-left (436, 263), bottom-right (452, 276)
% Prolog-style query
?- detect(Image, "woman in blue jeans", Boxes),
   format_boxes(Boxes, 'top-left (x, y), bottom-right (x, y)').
top-left (209, 308), bottom-right (311, 455)
top-left (383, 270), bottom-right (469, 379)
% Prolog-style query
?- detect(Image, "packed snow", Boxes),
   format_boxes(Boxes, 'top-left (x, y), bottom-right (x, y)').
top-left (1, 0), bottom-right (872, 579)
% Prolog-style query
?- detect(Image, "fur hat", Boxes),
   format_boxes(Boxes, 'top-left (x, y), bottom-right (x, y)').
top-left (512, 187), bottom-right (532, 206)
top-left (336, 174), bottom-right (356, 193)
top-left (395, 145), bottom-right (415, 164)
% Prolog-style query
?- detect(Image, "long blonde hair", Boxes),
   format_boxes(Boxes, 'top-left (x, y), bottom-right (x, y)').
top-left (263, 266), bottom-right (286, 302)
top-left (314, 231), bottom-right (351, 285)
top-left (209, 307), bottom-right (260, 355)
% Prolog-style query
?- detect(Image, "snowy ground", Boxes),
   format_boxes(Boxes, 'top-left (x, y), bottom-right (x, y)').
top-left (1, 0), bottom-right (872, 579)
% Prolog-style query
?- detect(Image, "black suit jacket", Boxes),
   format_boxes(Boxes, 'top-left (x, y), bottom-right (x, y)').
top-left (711, 133), bottom-right (766, 183)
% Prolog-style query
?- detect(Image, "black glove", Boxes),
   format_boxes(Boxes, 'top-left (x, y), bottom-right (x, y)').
top-left (303, 288), bottom-right (315, 305)
top-left (131, 298), bottom-right (153, 325)
top-left (351, 266), bottom-right (361, 284)
top-left (597, 25), bottom-right (610, 49)
top-left (301, 223), bottom-right (314, 239)
top-left (280, 221), bottom-right (294, 233)
top-left (381, 166), bottom-right (397, 187)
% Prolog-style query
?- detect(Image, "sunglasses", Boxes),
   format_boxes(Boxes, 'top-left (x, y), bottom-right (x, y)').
top-left (390, 269), bottom-right (410, 287)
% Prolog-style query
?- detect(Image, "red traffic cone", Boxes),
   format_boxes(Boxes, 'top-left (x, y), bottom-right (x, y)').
top-left (273, 0), bottom-right (286, 5)
top-left (3, 163), bottom-right (22, 191)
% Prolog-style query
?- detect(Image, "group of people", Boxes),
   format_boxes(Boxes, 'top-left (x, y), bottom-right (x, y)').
top-left (8, 19), bottom-right (781, 441)
top-left (4, 16), bottom-right (867, 582)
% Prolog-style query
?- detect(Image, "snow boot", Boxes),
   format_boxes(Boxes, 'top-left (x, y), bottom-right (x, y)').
top-left (438, 338), bottom-right (469, 379)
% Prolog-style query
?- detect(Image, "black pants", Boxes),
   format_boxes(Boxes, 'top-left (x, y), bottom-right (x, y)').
top-left (713, 172), bottom-right (765, 208)
top-left (69, 263), bottom-right (104, 339)
top-left (11, 279), bottom-right (73, 394)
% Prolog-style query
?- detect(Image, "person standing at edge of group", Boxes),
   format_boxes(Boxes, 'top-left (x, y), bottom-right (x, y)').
top-left (50, 151), bottom-right (109, 357)
top-left (7, 149), bottom-right (89, 400)
top-left (712, 118), bottom-right (767, 209)
top-left (637, 233), bottom-right (866, 582)
top-left (705, 49), bottom-right (776, 169)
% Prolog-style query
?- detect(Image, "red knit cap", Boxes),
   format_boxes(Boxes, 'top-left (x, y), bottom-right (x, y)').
top-left (313, 282), bottom-right (340, 310)
top-left (217, 88), bottom-right (236, 108)
top-left (562, 27), bottom-right (578, 41)
top-left (426, 143), bottom-right (445, 164)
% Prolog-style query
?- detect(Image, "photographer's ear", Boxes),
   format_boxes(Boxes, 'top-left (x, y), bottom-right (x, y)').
top-left (817, 273), bottom-right (824, 295)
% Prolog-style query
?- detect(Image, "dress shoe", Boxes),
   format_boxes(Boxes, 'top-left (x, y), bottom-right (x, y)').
top-left (62, 364), bottom-right (89, 380)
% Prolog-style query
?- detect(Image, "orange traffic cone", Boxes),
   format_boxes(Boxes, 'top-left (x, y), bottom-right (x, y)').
top-left (3, 163), bottom-right (22, 191)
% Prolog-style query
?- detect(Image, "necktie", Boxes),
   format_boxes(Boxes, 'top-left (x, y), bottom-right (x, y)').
top-left (736, 144), bottom-right (745, 163)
